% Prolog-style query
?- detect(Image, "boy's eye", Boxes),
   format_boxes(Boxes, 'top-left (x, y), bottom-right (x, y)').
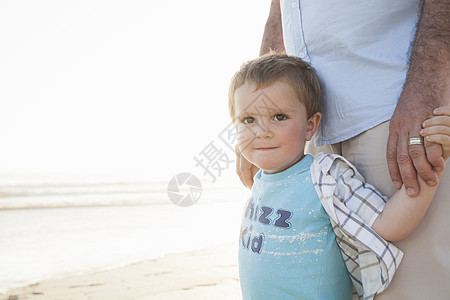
top-left (273, 114), bottom-right (288, 121)
top-left (242, 117), bottom-right (255, 124)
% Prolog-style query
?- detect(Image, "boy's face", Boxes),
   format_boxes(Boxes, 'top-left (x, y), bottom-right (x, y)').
top-left (234, 80), bottom-right (321, 174)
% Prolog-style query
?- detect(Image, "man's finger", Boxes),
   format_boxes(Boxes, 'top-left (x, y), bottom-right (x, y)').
top-left (386, 132), bottom-right (403, 189)
top-left (397, 137), bottom-right (420, 196)
top-left (235, 144), bottom-right (254, 189)
top-left (241, 167), bottom-right (254, 189)
top-left (408, 143), bottom-right (438, 186)
top-left (424, 141), bottom-right (445, 172)
top-left (235, 145), bottom-right (246, 188)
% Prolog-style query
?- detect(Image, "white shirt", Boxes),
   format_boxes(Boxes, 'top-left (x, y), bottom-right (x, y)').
top-left (311, 153), bottom-right (403, 299)
top-left (280, 0), bottom-right (421, 145)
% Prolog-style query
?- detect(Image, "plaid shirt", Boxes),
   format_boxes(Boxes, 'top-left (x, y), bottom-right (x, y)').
top-left (310, 153), bottom-right (404, 300)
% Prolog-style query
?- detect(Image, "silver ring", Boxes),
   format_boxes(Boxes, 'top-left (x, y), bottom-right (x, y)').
top-left (408, 137), bottom-right (424, 146)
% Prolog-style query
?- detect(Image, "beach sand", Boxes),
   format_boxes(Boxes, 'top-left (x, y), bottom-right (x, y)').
top-left (1, 242), bottom-right (242, 300)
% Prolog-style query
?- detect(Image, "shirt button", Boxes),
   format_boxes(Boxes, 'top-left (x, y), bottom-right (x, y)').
top-left (291, 1), bottom-right (297, 8)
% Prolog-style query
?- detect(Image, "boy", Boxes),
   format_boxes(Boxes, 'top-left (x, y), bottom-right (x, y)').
top-left (228, 54), bottom-right (449, 299)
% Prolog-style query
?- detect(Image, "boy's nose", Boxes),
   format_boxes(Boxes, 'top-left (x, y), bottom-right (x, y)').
top-left (255, 123), bottom-right (273, 139)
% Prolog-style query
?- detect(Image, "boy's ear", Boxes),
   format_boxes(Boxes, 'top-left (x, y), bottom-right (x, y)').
top-left (305, 112), bottom-right (322, 141)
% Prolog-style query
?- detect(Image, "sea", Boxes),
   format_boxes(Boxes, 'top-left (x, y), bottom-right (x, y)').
top-left (0, 173), bottom-right (248, 293)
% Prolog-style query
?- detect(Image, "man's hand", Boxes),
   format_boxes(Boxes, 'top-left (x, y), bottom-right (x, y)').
top-left (387, 100), bottom-right (441, 197)
top-left (386, 0), bottom-right (449, 196)
top-left (235, 145), bottom-right (259, 189)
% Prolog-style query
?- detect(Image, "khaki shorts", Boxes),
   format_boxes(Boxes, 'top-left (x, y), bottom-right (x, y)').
top-left (307, 121), bottom-right (450, 299)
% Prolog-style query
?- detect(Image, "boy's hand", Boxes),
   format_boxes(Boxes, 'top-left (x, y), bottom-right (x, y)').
top-left (421, 106), bottom-right (450, 161)
top-left (235, 145), bottom-right (259, 189)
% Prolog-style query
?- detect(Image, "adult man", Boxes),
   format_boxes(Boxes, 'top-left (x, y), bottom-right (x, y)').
top-left (236, 0), bottom-right (450, 298)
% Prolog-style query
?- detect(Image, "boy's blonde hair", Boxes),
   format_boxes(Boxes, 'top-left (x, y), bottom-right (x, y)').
top-left (228, 54), bottom-right (321, 121)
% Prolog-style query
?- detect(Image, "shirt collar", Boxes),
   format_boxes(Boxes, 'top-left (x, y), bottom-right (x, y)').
top-left (256, 154), bottom-right (313, 182)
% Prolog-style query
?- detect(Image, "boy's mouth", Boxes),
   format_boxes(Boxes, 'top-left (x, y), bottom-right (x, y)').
top-left (254, 147), bottom-right (278, 151)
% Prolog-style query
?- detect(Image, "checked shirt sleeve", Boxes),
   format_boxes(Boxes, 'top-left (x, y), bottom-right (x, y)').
top-left (310, 153), bottom-right (404, 300)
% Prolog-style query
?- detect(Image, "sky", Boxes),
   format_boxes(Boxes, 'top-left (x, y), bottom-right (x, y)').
top-left (0, 0), bottom-right (271, 181)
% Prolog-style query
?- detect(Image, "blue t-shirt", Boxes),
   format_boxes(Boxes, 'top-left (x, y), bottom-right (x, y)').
top-left (239, 155), bottom-right (352, 299)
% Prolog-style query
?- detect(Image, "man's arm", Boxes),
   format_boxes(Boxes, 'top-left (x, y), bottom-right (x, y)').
top-left (376, 106), bottom-right (450, 241)
top-left (259, 0), bottom-right (285, 55)
top-left (386, 0), bottom-right (450, 196)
